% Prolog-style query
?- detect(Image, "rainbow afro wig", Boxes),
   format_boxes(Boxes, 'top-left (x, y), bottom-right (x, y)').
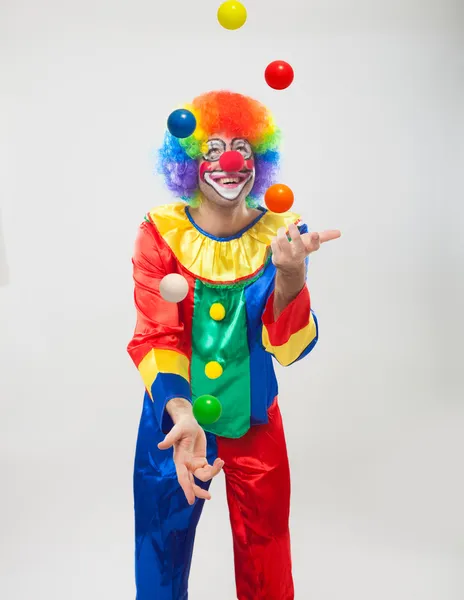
top-left (158, 90), bottom-right (281, 207)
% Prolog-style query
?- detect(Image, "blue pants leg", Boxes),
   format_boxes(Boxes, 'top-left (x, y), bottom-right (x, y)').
top-left (134, 393), bottom-right (218, 600)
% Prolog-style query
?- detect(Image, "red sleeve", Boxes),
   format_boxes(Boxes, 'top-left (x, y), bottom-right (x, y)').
top-left (127, 221), bottom-right (187, 366)
top-left (127, 221), bottom-right (193, 433)
top-left (261, 285), bottom-right (318, 366)
top-left (262, 285), bottom-right (311, 346)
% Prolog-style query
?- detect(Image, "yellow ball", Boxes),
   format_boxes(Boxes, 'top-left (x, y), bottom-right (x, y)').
top-left (217, 1), bottom-right (247, 31)
top-left (205, 361), bottom-right (223, 379)
top-left (209, 302), bottom-right (226, 321)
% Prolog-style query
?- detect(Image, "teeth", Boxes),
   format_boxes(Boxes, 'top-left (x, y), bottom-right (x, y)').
top-left (219, 177), bottom-right (239, 184)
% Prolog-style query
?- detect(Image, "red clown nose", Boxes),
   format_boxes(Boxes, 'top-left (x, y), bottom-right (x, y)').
top-left (219, 151), bottom-right (245, 173)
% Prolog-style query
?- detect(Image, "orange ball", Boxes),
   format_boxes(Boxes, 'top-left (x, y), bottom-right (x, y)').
top-left (264, 183), bottom-right (294, 213)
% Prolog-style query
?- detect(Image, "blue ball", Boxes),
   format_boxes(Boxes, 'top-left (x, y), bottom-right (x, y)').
top-left (167, 109), bottom-right (197, 139)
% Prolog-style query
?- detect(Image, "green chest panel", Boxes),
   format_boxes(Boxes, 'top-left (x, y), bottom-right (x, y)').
top-left (191, 280), bottom-right (251, 438)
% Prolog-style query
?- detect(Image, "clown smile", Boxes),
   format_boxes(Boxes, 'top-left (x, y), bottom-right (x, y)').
top-left (204, 170), bottom-right (253, 200)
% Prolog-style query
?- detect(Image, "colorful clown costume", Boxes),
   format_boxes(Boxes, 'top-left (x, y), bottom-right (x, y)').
top-left (128, 202), bottom-right (318, 599)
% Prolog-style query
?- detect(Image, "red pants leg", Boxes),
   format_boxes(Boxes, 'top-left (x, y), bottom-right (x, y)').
top-left (216, 398), bottom-right (294, 600)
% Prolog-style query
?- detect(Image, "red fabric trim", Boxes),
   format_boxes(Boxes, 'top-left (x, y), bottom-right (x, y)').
top-left (262, 285), bottom-right (311, 347)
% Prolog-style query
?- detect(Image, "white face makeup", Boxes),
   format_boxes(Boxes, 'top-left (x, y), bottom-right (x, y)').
top-left (199, 137), bottom-right (255, 204)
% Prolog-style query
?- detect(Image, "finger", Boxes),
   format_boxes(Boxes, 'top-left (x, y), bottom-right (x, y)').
top-left (209, 457), bottom-right (225, 478)
top-left (194, 458), bottom-right (225, 482)
top-left (157, 425), bottom-right (182, 450)
top-left (189, 472), bottom-right (211, 500)
top-left (193, 483), bottom-right (212, 501)
top-left (319, 229), bottom-right (341, 243)
top-left (276, 227), bottom-right (290, 250)
top-left (193, 466), bottom-right (213, 482)
top-left (287, 223), bottom-right (305, 252)
top-left (188, 469), bottom-right (212, 500)
top-left (189, 456), bottom-right (208, 471)
top-left (176, 464), bottom-right (195, 505)
top-left (270, 239), bottom-right (280, 260)
top-left (192, 425), bottom-right (207, 458)
top-left (301, 231), bottom-right (321, 253)
top-left (310, 231), bottom-right (321, 250)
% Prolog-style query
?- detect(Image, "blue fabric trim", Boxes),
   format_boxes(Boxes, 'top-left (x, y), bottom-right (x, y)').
top-left (185, 205), bottom-right (267, 242)
top-left (298, 223), bottom-right (311, 273)
top-left (244, 260), bottom-right (278, 426)
top-left (151, 373), bottom-right (192, 433)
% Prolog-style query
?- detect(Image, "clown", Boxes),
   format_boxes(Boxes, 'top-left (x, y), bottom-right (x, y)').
top-left (128, 90), bottom-right (340, 600)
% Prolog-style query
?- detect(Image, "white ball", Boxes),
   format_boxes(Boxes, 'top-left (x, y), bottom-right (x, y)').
top-left (159, 273), bottom-right (189, 303)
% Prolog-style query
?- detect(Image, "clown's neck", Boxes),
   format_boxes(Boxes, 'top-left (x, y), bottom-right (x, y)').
top-left (189, 199), bottom-right (261, 239)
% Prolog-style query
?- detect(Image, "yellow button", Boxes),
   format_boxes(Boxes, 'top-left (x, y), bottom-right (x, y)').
top-left (209, 303), bottom-right (226, 321)
top-left (205, 361), bottom-right (223, 379)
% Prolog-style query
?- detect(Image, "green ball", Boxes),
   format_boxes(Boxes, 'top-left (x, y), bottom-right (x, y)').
top-left (193, 394), bottom-right (222, 425)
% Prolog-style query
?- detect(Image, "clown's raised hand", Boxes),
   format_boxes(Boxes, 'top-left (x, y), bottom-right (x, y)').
top-left (271, 222), bottom-right (341, 273)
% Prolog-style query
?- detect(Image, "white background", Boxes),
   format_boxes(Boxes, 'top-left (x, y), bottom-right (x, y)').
top-left (1, 0), bottom-right (463, 598)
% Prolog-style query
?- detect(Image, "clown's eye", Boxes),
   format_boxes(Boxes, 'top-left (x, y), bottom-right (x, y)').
top-left (232, 140), bottom-right (252, 159)
top-left (205, 149), bottom-right (222, 161)
top-left (204, 139), bottom-right (226, 162)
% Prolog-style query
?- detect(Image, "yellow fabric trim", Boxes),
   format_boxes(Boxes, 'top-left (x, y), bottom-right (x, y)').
top-left (149, 202), bottom-right (300, 282)
top-left (138, 348), bottom-right (190, 396)
top-left (262, 314), bottom-right (317, 367)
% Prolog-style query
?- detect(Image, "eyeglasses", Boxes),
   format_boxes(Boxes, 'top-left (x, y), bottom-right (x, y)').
top-left (202, 138), bottom-right (253, 162)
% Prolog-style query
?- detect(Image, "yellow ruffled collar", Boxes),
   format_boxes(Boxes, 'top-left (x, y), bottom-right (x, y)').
top-left (148, 202), bottom-right (300, 283)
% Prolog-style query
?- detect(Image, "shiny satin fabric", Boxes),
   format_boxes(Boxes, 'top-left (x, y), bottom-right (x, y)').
top-left (191, 279), bottom-right (252, 438)
top-left (128, 209), bottom-right (318, 438)
top-left (134, 393), bottom-right (217, 600)
top-left (148, 202), bottom-right (300, 283)
top-left (217, 398), bottom-right (294, 600)
top-left (134, 394), bottom-right (293, 600)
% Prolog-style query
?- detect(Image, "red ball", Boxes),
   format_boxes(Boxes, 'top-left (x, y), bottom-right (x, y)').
top-left (219, 150), bottom-right (245, 172)
top-left (265, 61), bottom-right (294, 90)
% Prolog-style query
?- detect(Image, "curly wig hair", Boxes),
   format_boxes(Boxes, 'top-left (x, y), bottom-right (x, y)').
top-left (157, 90), bottom-right (281, 207)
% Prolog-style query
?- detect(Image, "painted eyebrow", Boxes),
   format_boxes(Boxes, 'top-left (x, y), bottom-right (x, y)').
top-left (206, 138), bottom-right (226, 146)
top-left (231, 138), bottom-right (250, 145)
